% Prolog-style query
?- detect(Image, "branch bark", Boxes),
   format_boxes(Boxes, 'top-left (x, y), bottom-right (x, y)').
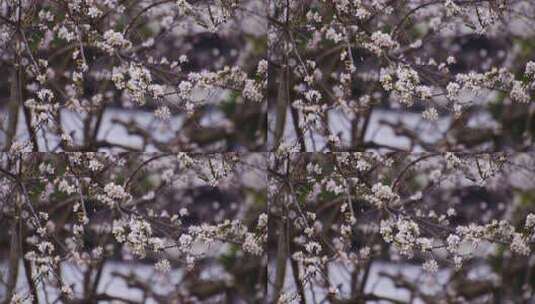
top-left (3, 201), bottom-right (20, 304)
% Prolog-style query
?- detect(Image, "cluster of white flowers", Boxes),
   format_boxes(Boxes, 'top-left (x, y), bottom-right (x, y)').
top-left (393, 65), bottom-right (423, 106)
top-left (24, 238), bottom-right (60, 279)
top-left (88, 159), bottom-right (103, 171)
top-left (176, 0), bottom-right (193, 14)
top-left (126, 64), bottom-right (153, 104)
top-left (380, 218), bottom-right (424, 257)
top-left (511, 233), bottom-right (531, 256)
top-left (526, 213), bottom-right (535, 230)
top-left (187, 218), bottom-right (265, 257)
top-left (446, 82), bottom-right (461, 100)
top-left (155, 258), bottom-right (171, 273)
top-left (243, 79), bottom-right (264, 102)
top-left (364, 31), bottom-right (399, 56)
top-left (186, 65), bottom-right (265, 105)
top-left (112, 217), bottom-right (163, 258)
top-left (39, 163), bottom-right (55, 175)
top-left (445, 152), bottom-right (463, 169)
top-left (58, 179), bottom-right (77, 195)
top-left (98, 30), bottom-right (132, 55)
top-left (422, 259), bottom-right (439, 273)
top-left (510, 81), bottom-right (530, 103)
top-left (24, 98), bottom-right (59, 126)
top-left (444, 0), bottom-right (463, 17)
top-left (277, 292), bottom-right (301, 304)
top-left (446, 234), bottom-right (461, 253)
top-left (332, 0), bottom-right (372, 19)
top-left (356, 159), bottom-right (371, 171)
top-left (154, 106), bottom-right (172, 120)
top-left (56, 26), bottom-right (76, 42)
top-left (325, 27), bottom-right (344, 43)
top-left (454, 67), bottom-right (531, 104)
top-left (454, 219), bottom-right (532, 256)
top-left (243, 232), bottom-right (263, 255)
top-left (366, 183), bottom-right (399, 208)
top-left (98, 183), bottom-right (131, 207)
top-left (525, 61), bottom-right (535, 79)
top-left (257, 59), bottom-right (268, 77)
top-left (258, 213), bottom-right (268, 229)
top-left (325, 179), bottom-right (344, 195)
top-left (291, 247), bottom-right (325, 280)
top-left (87, 6), bottom-right (103, 18)
top-left (422, 107), bottom-right (439, 121)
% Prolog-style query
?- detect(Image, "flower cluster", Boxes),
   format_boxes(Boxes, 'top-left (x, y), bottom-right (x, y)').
top-left (366, 183), bottom-right (399, 208)
top-left (98, 182), bottom-right (131, 207)
top-left (364, 31), bottom-right (399, 56)
top-left (97, 30), bottom-right (132, 55)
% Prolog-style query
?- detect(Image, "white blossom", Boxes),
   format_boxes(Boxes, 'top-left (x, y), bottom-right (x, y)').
top-left (422, 259), bottom-right (439, 273)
